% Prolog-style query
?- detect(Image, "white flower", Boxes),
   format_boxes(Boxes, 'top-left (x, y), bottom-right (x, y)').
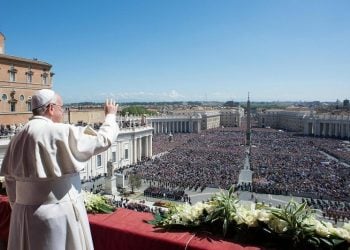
top-left (256, 209), bottom-right (271, 223)
top-left (341, 223), bottom-right (350, 243)
top-left (169, 203), bottom-right (206, 225)
top-left (331, 228), bottom-right (350, 242)
top-left (170, 214), bottom-right (180, 223)
top-left (314, 221), bottom-right (331, 238)
top-left (343, 222), bottom-right (350, 232)
top-left (82, 190), bottom-right (113, 213)
top-left (233, 204), bottom-right (258, 227)
top-left (267, 217), bottom-right (288, 233)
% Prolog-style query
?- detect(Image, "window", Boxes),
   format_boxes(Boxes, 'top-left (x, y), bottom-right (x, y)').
top-left (97, 154), bottom-right (102, 167)
top-left (124, 149), bottom-right (128, 160)
top-left (41, 71), bottom-right (49, 85)
top-left (26, 67), bottom-right (34, 83)
top-left (26, 73), bottom-right (33, 83)
top-left (20, 95), bottom-right (24, 101)
top-left (8, 65), bottom-right (17, 82)
top-left (10, 72), bottom-right (16, 82)
top-left (42, 74), bottom-right (47, 85)
top-left (2, 94), bottom-right (7, 101)
top-left (27, 97), bottom-right (32, 111)
top-left (10, 102), bottom-right (15, 112)
top-left (112, 151), bottom-right (116, 162)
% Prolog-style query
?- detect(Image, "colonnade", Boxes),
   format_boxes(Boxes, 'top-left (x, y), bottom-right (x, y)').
top-left (304, 115), bottom-right (350, 139)
top-left (132, 134), bottom-right (153, 162)
top-left (152, 120), bottom-right (189, 134)
top-left (150, 117), bottom-right (201, 134)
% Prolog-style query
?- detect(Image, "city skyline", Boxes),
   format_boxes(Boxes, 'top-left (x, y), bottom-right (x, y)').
top-left (1, 0), bottom-right (350, 103)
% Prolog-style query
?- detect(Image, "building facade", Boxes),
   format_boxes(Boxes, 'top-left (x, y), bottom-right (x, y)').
top-left (64, 108), bottom-right (105, 125)
top-left (0, 32), bottom-right (53, 126)
top-left (257, 109), bottom-right (311, 132)
top-left (220, 108), bottom-right (244, 128)
top-left (257, 108), bottom-right (350, 139)
top-left (200, 111), bottom-right (221, 130)
top-left (79, 126), bottom-right (153, 182)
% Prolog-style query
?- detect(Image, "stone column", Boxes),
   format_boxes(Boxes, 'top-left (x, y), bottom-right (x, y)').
top-left (341, 123), bottom-right (346, 138)
top-left (138, 138), bottom-right (142, 161)
top-left (133, 137), bottom-right (137, 164)
top-left (144, 136), bottom-right (149, 158)
top-left (335, 123), bottom-right (339, 137)
top-left (148, 135), bottom-right (152, 157)
top-left (315, 121), bottom-right (320, 136)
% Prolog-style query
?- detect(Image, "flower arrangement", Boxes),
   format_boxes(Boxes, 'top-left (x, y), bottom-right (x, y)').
top-left (83, 191), bottom-right (116, 214)
top-left (150, 186), bottom-right (350, 249)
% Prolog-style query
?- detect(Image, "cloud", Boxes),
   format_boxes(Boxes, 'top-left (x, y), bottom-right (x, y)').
top-left (109, 90), bottom-right (187, 102)
top-left (63, 89), bottom-right (244, 103)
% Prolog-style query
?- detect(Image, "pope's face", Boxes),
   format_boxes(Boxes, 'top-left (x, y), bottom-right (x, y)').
top-left (51, 95), bottom-right (64, 123)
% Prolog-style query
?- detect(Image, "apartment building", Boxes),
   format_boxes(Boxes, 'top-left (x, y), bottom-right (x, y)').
top-left (0, 32), bottom-right (53, 126)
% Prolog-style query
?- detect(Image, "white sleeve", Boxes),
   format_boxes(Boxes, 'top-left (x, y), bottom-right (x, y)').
top-left (68, 114), bottom-right (119, 163)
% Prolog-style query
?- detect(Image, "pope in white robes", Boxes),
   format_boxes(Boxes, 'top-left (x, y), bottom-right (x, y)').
top-left (0, 89), bottom-right (119, 250)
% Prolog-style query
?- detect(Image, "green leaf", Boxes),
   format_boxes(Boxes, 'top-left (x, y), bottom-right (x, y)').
top-left (223, 218), bottom-right (228, 237)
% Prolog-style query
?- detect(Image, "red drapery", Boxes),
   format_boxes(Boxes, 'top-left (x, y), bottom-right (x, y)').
top-left (89, 209), bottom-right (261, 250)
top-left (0, 195), bottom-right (10, 241)
top-left (0, 197), bottom-right (262, 250)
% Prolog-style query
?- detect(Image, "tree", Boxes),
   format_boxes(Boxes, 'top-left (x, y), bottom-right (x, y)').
top-left (128, 173), bottom-right (142, 193)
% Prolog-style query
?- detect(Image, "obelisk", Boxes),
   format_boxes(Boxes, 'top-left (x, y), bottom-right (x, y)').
top-left (246, 93), bottom-right (251, 146)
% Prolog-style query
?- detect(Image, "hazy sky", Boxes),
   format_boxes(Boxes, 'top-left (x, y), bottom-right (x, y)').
top-left (1, 0), bottom-right (349, 103)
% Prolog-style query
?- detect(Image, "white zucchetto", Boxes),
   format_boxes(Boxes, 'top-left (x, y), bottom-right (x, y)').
top-left (31, 89), bottom-right (56, 110)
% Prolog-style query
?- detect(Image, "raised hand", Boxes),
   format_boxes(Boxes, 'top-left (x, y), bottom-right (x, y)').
top-left (104, 99), bottom-right (118, 115)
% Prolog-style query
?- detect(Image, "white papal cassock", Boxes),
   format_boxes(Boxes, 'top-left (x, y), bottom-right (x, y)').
top-left (0, 114), bottom-right (118, 250)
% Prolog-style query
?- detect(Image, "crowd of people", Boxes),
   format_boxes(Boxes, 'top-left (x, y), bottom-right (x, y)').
top-left (133, 127), bottom-right (350, 210)
top-left (0, 124), bottom-right (23, 137)
top-left (113, 197), bottom-right (167, 214)
top-left (113, 197), bottom-right (152, 212)
top-left (143, 186), bottom-right (186, 201)
top-left (302, 198), bottom-right (350, 224)
top-left (133, 128), bottom-right (246, 192)
top-left (311, 137), bottom-right (350, 164)
top-left (250, 129), bottom-right (350, 201)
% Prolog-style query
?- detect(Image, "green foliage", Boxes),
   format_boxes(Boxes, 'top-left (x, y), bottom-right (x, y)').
top-left (121, 106), bottom-right (156, 116)
top-left (205, 186), bottom-right (238, 236)
top-left (128, 173), bottom-right (142, 193)
top-left (269, 201), bottom-right (318, 246)
top-left (84, 192), bottom-right (116, 214)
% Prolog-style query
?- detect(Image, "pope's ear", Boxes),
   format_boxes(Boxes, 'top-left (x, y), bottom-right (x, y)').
top-left (47, 104), bottom-right (54, 115)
